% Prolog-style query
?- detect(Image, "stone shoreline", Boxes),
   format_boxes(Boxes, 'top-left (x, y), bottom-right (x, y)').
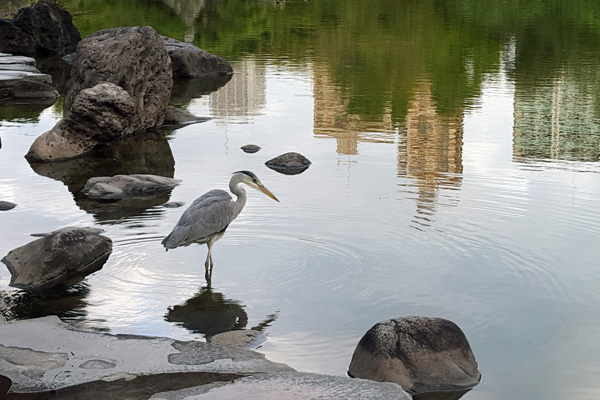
top-left (0, 316), bottom-right (411, 399)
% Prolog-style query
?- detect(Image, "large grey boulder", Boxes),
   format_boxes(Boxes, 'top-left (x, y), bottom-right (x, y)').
top-left (83, 174), bottom-right (181, 200)
top-left (26, 26), bottom-right (173, 162)
top-left (348, 316), bottom-right (481, 394)
top-left (0, 1), bottom-right (81, 56)
top-left (63, 26), bottom-right (172, 124)
top-left (1, 227), bottom-right (112, 292)
top-left (164, 37), bottom-right (233, 79)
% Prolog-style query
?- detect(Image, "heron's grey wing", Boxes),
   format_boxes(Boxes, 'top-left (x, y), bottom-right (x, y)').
top-left (162, 189), bottom-right (236, 249)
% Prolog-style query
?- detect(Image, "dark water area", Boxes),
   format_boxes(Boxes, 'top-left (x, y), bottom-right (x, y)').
top-left (1, 1), bottom-right (600, 399)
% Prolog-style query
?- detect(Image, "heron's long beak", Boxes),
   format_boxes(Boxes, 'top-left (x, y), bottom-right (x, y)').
top-left (258, 184), bottom-right (280, 202)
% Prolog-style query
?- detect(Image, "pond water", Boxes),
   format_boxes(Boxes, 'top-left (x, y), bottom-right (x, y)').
top-left (2, 1), bottom-right (600, 399)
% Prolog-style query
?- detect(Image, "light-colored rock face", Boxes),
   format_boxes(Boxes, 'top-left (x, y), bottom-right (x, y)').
top-left (82, 174), bottom-right (181, 199)
top-left (0, 316), bottom-right (293, 394)
top-left (151, 372), bottom-right (412, 400)
top-left (64, 83), bottom-right (136, 136)
top-left (348, 316), bottom-right (481, 394)
top-left (208, 330), bottom-right (266, 349)
top-left (1, 226), bottom-right (112, 292)
top-left (26, 82), bottom-right (136, 161)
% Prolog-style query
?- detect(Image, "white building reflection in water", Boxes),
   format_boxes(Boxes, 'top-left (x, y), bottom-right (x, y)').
top-left (312, 66), bottom-right (463, 228)
top-left (513, 71), bottom-right (600, 162)
top-left (162, 0), bottom-right (206, 42)
top-left (399, 80), bottom-right (463, 228)
top-left (312, 66), bottom-right (395, 155)
top-left (209, 58), bottom-right (267, 123)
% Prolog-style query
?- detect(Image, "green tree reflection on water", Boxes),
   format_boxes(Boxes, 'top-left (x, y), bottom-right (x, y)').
top-left (59, 0), bottom-right (600, 161)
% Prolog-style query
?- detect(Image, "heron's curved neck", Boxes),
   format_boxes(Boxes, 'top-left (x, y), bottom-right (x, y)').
top-left (229, 179), bottom-right (247, 218)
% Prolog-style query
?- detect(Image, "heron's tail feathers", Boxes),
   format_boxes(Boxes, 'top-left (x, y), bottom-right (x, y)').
top-left (162, 227), bottom-right (188, 250)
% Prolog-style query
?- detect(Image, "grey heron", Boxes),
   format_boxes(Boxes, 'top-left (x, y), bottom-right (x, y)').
top-left (162, 171), bottom-right (279, 283)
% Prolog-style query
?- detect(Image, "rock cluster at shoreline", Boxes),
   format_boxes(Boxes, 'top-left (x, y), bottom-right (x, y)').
top-left (0, 316), bottom-right (412, 399)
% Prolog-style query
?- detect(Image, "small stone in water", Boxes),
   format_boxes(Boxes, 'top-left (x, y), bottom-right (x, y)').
top-left (161, 201), bottom-right (186, 208)
top-left (0, 201), bottom-right (16, 211)
top-left (241, 144), bottom-right (262, 153)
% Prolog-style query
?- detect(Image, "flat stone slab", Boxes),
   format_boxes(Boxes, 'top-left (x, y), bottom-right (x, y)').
top-left (151, 372), bottom-right (412, 400)
top-left (208, 329), bottom-right (266, 349)
top-left (0, 54), bottom-right (57, 102)
top-left (0, 70), bottom-right (53, 86)
top-left (82, 174), bottom-right (181, 200)
top-left (0, 55), bottom-right (36, 65)
top-left (0, 317), bottom-right (413, 399)
top-left (0, 316), bottom-right (292, 394)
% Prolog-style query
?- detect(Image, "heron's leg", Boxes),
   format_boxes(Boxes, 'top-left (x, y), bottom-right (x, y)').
top-left (205, 242), bottom-right (213, 284)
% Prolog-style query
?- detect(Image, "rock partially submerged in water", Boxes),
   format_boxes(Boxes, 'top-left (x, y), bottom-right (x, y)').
top-left (348, 316), bottom-right (481, 394)
top-left (26, 26), bottom-right (172, 162)
top-left (164, 36), bottom-right (233, 78)
top-left (83, 174), bottom-right (181, 200)
top-left (241, 144), bottom-right (261, 153)
top-left (26, 82), bottom-right (136, 161)
top-left (1, 227), bottom-right (112, 292)
top-left (0, 200), bottom-right (16, 211)
top-left (161, 201), bottom-right (186, 208)
top-left (265, 152), bottom-right (311, 175)
top-left (208, 329), bottom-right (266, 349)
top-left (0, 316), bottom-right (410, 399)
top-left (163, 106), bottom-right (210, 126)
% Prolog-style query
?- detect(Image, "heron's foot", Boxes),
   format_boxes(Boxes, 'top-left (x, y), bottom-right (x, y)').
top-left (205, 269), bottom-right (212, 287)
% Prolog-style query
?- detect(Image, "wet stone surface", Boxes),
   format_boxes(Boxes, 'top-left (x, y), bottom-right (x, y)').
top-left (0, 317), bottom-right (413, 399)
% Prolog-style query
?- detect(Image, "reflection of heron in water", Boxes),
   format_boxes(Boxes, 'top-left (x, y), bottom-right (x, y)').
top-left (162, 171), bottom-right (279, 284)
top-left (165, 286), bottom-right (278, 339)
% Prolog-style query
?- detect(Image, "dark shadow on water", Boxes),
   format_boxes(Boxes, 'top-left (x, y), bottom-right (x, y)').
top-left (34, 54), bottom-right (73, 97)
top-left (0, 283), bottom-right (90, 323)
top-left (412, 389), bottom-right (471, 400)
top-left (165, 286), bottom-right (278, 340)
top-left (165, 286), bottom-right (248, 338)
top-left (1, 371), bottom-right (242, 399)
top-left (27, 131), bottom-right (176, 222)
top-left (170, 75), bottom-right (233, 106)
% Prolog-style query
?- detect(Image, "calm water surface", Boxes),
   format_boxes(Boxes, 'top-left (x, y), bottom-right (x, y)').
top-left (2, 1), bottom-right (600, 399)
